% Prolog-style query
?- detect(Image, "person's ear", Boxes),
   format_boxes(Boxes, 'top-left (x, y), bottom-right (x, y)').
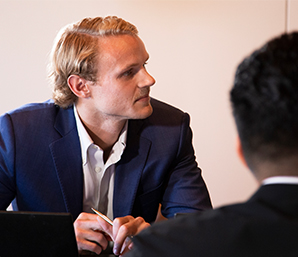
top-left (236, 136), bottom-right (248, 168)
top-left (67, 75), bottom-right (91, 98)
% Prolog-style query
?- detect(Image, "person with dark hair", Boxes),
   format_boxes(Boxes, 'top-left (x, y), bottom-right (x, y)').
top-left (0, 16), bottom-right (211, 256)
top-left (125, 32), bottom-right (298, 257)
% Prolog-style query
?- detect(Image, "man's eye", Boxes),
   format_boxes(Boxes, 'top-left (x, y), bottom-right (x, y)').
top-left (123, 69), bottom-right (134, 77)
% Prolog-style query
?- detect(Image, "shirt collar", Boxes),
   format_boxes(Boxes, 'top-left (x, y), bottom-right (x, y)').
top-left (262, 176), bottom-right (298, 186)
top-left (73, 105), bottom-right (93, 165)
top-left (106, 121), bottom-right (127, 167)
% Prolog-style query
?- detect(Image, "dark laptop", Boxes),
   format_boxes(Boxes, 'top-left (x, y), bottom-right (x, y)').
top-left (0, 211), bottom-right (79, 257)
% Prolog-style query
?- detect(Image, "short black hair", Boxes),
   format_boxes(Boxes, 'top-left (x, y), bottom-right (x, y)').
top-left (230, 32), bottom-right (298, 169)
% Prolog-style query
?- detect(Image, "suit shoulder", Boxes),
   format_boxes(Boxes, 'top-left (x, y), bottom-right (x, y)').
top-left (1, 100), bottom-right (73, 128)
top-left (150, 98), bottom-right (185, 114)
top-left (5, 100), bottom-right (56, 116)
top-left (149, 98), bottom-right (189, 123)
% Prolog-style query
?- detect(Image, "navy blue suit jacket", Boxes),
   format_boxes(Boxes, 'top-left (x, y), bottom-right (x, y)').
top-left (127, 184), bottom-right (298, 257)
top-left (0, 98), bottom-right (211, 221)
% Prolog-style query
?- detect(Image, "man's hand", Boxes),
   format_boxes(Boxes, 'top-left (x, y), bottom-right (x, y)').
top-left (74, 212), bottom-right (150, 256)
top-left (110, 216), bottom-right (150, 256)
top-left (74, 212), bottom-right (112, 255)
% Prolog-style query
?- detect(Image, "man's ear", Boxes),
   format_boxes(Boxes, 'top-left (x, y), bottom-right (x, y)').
top-left (67, 75), bottom-right (91, 98)
top-left (236, 136), bottom-right (248, 168)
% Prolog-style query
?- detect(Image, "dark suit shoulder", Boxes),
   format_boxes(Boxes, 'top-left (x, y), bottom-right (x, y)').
top-left (1, 100), bottom-right (75, 138)
top-left (6, 99), bottom-right (54, 113)
top-left (130, 200), bottom-right (298, 257)
top-left (4, 99), bottom-right (72, 122)
top-left (150, 98), bottom-right (186, 117)
top-left (146, 98), bottom-right (189, 126)
top-left (150, 98), bottom-right (185, 113)
top-left (3, 100), bottom-right (59, 127)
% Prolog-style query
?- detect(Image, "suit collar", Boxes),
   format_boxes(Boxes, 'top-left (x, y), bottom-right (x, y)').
top-left (54, 106), bottom-right (77, 136)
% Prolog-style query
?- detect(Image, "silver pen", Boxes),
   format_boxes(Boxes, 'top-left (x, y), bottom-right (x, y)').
top-left (91, 208), bottom-right (113, 226)
top-left (91, 207), bottom-right (134, 241)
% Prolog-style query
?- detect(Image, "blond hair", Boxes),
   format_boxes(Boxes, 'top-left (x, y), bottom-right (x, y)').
top-left (48, 16), bottom-right (138, 108)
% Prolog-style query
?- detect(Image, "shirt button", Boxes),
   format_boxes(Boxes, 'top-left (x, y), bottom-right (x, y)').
top-left (95, 167), bottom-right (102, 173)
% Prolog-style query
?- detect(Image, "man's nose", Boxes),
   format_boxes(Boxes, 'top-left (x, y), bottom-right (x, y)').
top-left (139, 69), bottom-right (155, 88)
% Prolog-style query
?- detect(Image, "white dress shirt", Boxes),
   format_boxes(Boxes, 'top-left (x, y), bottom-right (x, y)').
top-left (74, 105), bottom-right (127, 219)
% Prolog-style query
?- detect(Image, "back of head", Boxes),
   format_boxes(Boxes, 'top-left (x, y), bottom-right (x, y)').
top-left (230, 32), bottom-right (298, 171)
top-left (48, 16), bottom-right (138, 108)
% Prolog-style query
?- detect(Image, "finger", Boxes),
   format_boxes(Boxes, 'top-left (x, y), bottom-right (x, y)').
top-left (96, 216), bottom-right (114, 240)
top-left (77, 238), bottom-right (102, 255)
top-left (112, 216), bottom-right (150, 255)
top-left (118, 236), bottom-right (133, 256)
top-left (74, 213), bottom-right (102, 230)
top-left (112, 215), bottom-right (134, 238)
top-left (75, 227), bottom-right (108, 254)
top-left (74, 213), bottom-right (110, 254)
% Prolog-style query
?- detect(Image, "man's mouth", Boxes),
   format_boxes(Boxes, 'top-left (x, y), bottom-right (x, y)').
top-left (136, 94), bottom-right (149, 101)
top-left (135, 89), bottom-right (150, 102)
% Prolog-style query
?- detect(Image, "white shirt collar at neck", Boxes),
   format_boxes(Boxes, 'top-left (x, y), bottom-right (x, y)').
top-left (74, 105), bottom-right (93, 166)
top-left (262, 176), bottom-right (298, 186)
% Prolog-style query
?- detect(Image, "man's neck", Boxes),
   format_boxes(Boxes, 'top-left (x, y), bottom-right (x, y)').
top-left (253, 155), bottom-right (298, 184)
top-left (75, 104), bottom-right (127, 158)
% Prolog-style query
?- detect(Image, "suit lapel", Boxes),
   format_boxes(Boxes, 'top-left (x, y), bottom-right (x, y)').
top-left (113, 120), bottom-right (151, 218)
top-left (49, 107), bottom-right (83, 220)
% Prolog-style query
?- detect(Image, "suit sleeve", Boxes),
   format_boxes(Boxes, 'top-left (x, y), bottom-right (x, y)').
top-left (0, 113), bottom-right (16, 209)
top-left (161, 113), bottom-right (212, 217)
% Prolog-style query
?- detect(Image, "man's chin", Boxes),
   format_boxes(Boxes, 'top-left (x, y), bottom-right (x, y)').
top-left (132, 105), bottom-right (153, 120)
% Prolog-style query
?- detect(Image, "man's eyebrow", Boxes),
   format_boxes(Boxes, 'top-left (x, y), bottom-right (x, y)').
top-left (120, 58), bottom-right (149, 71)
top-left (121, 63), bottom-right (139, 71)
top-left (118, 55), bottom-right (150, 73)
